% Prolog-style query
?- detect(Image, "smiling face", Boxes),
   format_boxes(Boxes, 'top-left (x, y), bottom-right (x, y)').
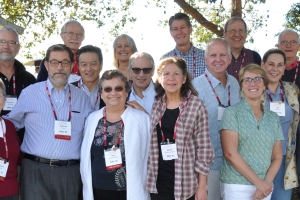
top-left (0, 30), bottom-right (20, 61)
top-left (242, 71), bottom-right (265, 101)
top-left (115, 36), bottom-right (133, 64)
top-left (261, 53), bottom-right (285, 85)
top-left (277, 31), bottom-right (300, 61)
top-left (60, 22), bottom-right (84, 52)
top-left (224, 20), bottom-right (247, 51)
top-left (170, 19), bottom-right (192, 47)
top-left (78, 52), bottom-right (102, 85)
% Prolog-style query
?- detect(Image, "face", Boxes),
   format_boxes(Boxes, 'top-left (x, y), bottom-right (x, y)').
top-left (101, 77), bottom-right (128, 108)
top-left (0, 30), bottom-right (20, 61)
top-left (261, 54), bottom-right (285, 84)
top-left (130, 57), bottom-right (153, 91)
top-left (224, 20), bottom-right (247, 50)
top-left (277, 32), bottom-right (300, 60)
top-left (242, 71), bottom-right (265, 101)
top-left (205, 41), bottom-right (232, 76)
top-left (60, 23), bottom-right (84, 52)
top-left (45, 51), bottom-right (72, 89)
top-left (158, 63), bottom-right (186, 97)
top-left (115, 36), bottom-right (133, 63)
top-left (78, 52), bottom-right (102, 84)
top-left (170, 19), bottom-right (192, 47)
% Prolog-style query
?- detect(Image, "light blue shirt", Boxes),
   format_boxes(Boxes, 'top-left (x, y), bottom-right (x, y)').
top-left (5, 79), bottom-right (93, 160)
top-left (79, 79), bottom-right (100, 110)
top-left (192, 69), bottom-right (240, 170)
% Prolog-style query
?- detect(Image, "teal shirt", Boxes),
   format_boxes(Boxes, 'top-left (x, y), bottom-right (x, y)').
top-left (220, 100), bottom-right (284, 185)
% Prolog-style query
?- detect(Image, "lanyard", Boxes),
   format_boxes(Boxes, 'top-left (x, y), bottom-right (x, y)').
top-left (78, 80), bottom-right (100, 109)
top-left (45, 82), bottom-right (72, 121)
top-left (174, 47), bottom-right (196, 79)
top-left (158, 97), bottom-right (189, 142)
top-left (266, 83), bottom-right (284, 102)
top-left (293, 66), bottom-right (298, 84)
top-left (234, 50), bottom-right (246, 79)
top-left (0, 118), bottom-right (8, 162)
top-left (12, 74), bottom-right (16, 95)
top-left (204, 72), bottom-right (231, 106)
top-left (103, 109), bottom-right (124, 148)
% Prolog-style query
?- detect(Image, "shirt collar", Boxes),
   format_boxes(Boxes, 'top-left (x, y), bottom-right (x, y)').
top-left (131, 81), bottom-right (155, 98)
top-left (47, 78), bottom-right (69, 94)
top-left (175, 43), bottom-right (194, 56)
top-left (285, 58), bottom-right (299, 70)
top-left (80, 78), bottom-right (100, 93)
top-left (205, 68), bottom-right (230, 88)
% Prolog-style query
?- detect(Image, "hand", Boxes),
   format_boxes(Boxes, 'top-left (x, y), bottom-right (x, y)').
top-left (127, 100), bottom-right (148, 114)
top-left (252, 189), bottom-right (265, 200)
top-left (195, 187), bottom-right (207, 200)
top-left (256, 180), bottom-right (273, 197)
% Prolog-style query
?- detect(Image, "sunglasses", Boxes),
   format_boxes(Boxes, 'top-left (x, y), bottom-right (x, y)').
top-left (131, 68), bottom-right (153, 74)
top-left (102, 86), bottom-right (124, 93)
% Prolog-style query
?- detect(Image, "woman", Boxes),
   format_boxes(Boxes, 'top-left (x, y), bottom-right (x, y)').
top-left (112, 34), bottom-right (137, 80)
top-left (0, 79), bottom-right (20, 200)
top-left (147, 57), bottom-right (214, 200)
top-left (80, 70), bottom-right (150, 200)
top-left (261, 49), bottom-right (299, 200)
top-left (220, 64), bottom-right (283, 200)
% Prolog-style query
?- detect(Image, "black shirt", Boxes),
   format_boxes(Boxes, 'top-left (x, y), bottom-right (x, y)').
top-left (282, 63), bottom-right (300, 89)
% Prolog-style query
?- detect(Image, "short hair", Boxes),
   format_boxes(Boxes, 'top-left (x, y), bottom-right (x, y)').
top-left (0, 25), bottom-right (20, 43)
top-left (169, 13), bottom-right (192, 29)
top-left (224, 17), bottom-right (247, 32)
top-left (112, 34), bottom-right (138, 68)
top-left (78, 45), bottom-right (103, 65)
top-left (60, 20), bottom-right (85, 35)
top-left (278, 29), bottom-right (300, 43)
top-left (45, 44), bottom-right (74, 63)
top-left (128, 52), bottom-right (155, 70)
top-left (238, 64), bottom-right (268, 88)
top-left (262, 48), bottom-right (286, 65)
top-left (99, 70), bottom-right (131, 93)
top-left (0, 78), bottom-right (6, 100)
top-left (155, 57), bottom-right (198, 100)
top-left (204, 38), bottom-right (231, 57)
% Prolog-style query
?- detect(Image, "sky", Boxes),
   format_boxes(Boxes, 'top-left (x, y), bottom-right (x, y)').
top-left (17, 0), bottom-right (298, 75)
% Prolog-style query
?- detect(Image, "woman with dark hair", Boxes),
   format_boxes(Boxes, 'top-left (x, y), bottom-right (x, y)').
top-left (147, 57), bottom-right (214, 200)
top-left (80, 70), bottom-right (150, 200)
top-left (261, 49), bottom-right (299, 200)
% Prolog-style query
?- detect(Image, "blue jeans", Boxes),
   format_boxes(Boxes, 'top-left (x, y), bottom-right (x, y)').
top-left (271, 155), bottom-right (292, 200)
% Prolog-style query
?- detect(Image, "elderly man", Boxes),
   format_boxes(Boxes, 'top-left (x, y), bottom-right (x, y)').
top-left (37, 20), bottom-right (84, 82)
top-left (161, 13), bottom-right (206, 79)
top-left (224, 17), bottom-right (261, 79)
top-left (71, 45), bottom-right (105, 110)
top-left (5, 44), bottom-right (93, 200)
top-left (192, 38), bottom-right (240, 200)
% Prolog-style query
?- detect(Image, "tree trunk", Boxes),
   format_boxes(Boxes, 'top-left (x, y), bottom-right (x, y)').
top-left (231, 0), bottom-right (242, 17)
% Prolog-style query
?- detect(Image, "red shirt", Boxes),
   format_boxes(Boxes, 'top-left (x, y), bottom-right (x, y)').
top-left (71, 52), bottom-right (79, 74)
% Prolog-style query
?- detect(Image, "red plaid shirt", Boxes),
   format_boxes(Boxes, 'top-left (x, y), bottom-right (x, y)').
top-left (147, 91), bottom-right (214, 200)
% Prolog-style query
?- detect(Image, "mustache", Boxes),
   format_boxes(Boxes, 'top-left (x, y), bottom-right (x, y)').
top-left (53, 70), bottom-right (67, 75)
top-left (0, 50), bottom-right (12, 54)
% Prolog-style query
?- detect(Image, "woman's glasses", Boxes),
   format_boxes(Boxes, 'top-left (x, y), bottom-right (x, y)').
top-left (242, 77), bottom-right (264, 85)
top-left (102, 86), bottom-right (124, 93)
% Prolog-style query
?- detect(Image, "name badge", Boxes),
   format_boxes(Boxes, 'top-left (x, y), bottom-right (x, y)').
top-left (68, 74), bottom-right (81, 83)
top-left (161, 143), bottom-right (178, 160)
top-left (54, 120), bottom-right (71, 140)
top-left (104, 146), bottom-right (122, 171)
top-left (270, 101), bottom-right (285, 116)
top-left (0, 160), bottom-right (9, 182)
top-left (3, 95), bottom-right (17, 111)
top-left (217, 106), bottom-right (226, 120)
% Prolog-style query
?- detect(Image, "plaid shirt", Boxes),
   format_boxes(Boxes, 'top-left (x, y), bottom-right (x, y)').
top-left (147, 91), bottom-right (214, 200)
top-left (161, 45), bottom-right (207, 79)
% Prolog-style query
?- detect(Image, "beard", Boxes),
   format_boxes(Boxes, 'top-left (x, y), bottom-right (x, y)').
top-left (0, 51), bottom-right (15, 61)
top-left (48, 70), bottom-right (70, 89)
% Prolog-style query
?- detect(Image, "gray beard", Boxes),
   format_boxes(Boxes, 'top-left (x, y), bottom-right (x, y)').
top-left (0, 54), bottom-right (15, 61)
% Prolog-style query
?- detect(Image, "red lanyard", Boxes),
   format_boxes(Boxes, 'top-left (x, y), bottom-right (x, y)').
top-left (78, 80), bottom-right (100, 109)
top-left (240, 50), bottom-right (246, 70)
top-left (0, 118), bottom-right (8, 163)
top-left (103, 109), bottom-right (124, 148)
top-left (12, 74), bottom-right (16, 95)
top-left (174, 47), bottom-right (196, 79)
top-left (293, 67), bottom-right (298, 84)
top-left (158, 97), bottom-right (189, 142)
top-left (45, 82), bottom-right (72, 121)
top-left (204, 72), bottom-right (231, 106)
top-left (266, 83), bottom-right (284, 102)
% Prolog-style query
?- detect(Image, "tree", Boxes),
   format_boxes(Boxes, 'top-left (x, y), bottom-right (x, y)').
top-left (284, 2), bottom-right (300, 32)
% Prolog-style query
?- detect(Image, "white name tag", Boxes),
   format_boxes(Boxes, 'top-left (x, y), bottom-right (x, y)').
top-left (54, 120), bottom-right (71, 140)
top-left (218, 106), bottom-right (226, 120)
top-left (161, 143), bottom-right (178, 160)
top-left (0, 160), bottom-right (9, 182)
top-left (68, 74), bottom-right (81, 83)
top-left (3, 96), bottom-right (17, 111)
top-left (270, 101), bottom-right (285, 116)
top-left (104, 146), bottom-right (122, 171)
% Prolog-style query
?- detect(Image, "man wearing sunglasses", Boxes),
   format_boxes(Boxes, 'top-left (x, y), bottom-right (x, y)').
top-left (127, 52), bottom-right (156, 115)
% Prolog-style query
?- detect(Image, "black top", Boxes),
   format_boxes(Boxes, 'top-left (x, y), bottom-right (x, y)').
top-left (156, 107), bottom-right (179, 196)
top-left (282, 63), bottom-right (300, 89)
top-left (36, 58), bottom-right (47, 82)
top-left (91, 118), bottom-right (126, 191)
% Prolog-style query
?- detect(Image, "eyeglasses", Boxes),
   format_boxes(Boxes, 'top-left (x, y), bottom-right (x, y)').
top-left (242, 77), bottom-right (264, 85)
top-left (0, 40), bottom-right (19, 47)
top-left (62, 32), bottom-right (84, 39)
top-left (226, 29), bottom-right (246, 35)
top-left (131, 68), bottom-right (153, 74)
top-left (102, 86), bottom-right (124, 93)
top-left (278, 40), bottom-right (299, 46)
top-left (48, 60), bottom-right (71, 67)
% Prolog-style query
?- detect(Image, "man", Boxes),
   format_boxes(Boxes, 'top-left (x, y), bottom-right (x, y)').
top-left (192, 38), bottom-right (240, 200)
top-left (127, 52), bottom-right (156, 114)
top-left (5, 44), bottom-right (93, 200)
top-left (161, 13), bottom-right (206, 79)
top-left (71, 45), bottom-right (105, 110)
top-left (224, 17), bottom-right (261, 79)
top-left (37, 20), bottom-right (85, 82)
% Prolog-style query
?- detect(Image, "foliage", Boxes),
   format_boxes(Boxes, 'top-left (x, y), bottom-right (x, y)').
top-left (284, 3), bottom-right (300, 32)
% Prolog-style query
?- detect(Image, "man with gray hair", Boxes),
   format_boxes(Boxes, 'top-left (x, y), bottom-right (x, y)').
top-left (127, 52), bottom-right (156, 115)
top-left (192, 38), bottom-right (240, 200)
top-left (37, 20), bottom-right (85, 82)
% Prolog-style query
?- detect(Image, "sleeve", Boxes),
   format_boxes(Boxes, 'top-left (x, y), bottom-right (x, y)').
top-left (252, 50), bottom-right (262, 66)
top-left (37, 58), bottom-right (48, 82)
top-left (220, 106), bottom-right (239, 133)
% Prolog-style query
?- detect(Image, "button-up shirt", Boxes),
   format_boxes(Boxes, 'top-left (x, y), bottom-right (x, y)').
top-left (79, 79), bottom-right (101, 110)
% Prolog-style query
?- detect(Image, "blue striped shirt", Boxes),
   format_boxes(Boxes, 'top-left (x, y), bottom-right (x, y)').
top-left (4, 79), bottom-right (93, 160)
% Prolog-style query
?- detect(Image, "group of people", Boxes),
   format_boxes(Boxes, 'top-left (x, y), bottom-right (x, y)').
top-left (0, 11), bottom-right (299, 200)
